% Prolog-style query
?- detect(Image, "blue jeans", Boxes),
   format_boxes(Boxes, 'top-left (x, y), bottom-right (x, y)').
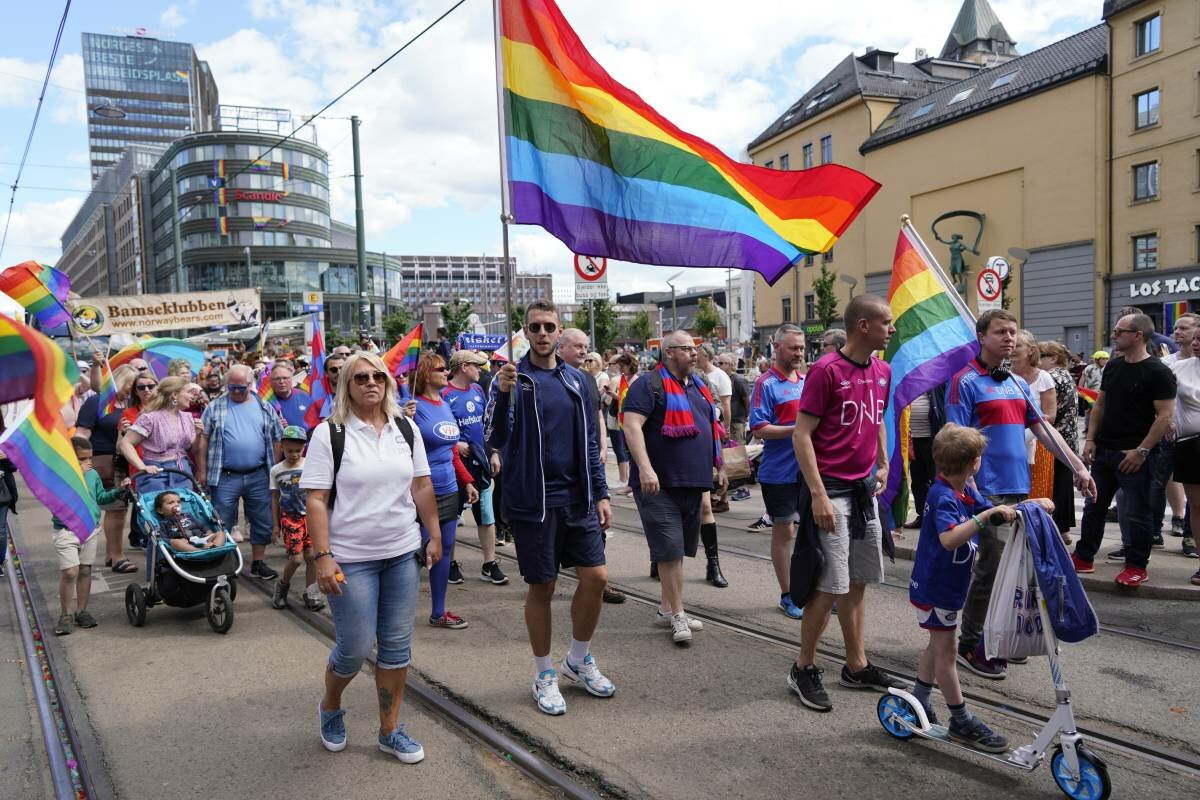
top-left (1077, 447), bottom-right (1157, 569)
top-left (0, 505), bottom-right (9, 565)
top-left (326, 552), bottom-right (420, 675)
top-left (210, 467), bottom-right (273, 545)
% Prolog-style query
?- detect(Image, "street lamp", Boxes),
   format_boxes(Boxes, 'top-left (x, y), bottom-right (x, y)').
top-left (839, 273), bottom-right (858, 300)
top-left (91, 99), bottom-right (126, 119)
top-left (664, 270), bottom-right (684, 333)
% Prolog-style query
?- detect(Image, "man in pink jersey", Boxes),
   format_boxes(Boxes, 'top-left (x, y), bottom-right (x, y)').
top-left (787, 295), bottom-right (904, 712)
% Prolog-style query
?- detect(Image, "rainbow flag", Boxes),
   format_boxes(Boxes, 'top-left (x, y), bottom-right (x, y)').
top-left (0, 261), bottom-right (72, 329)
top-left (615, 373), bottom-right (630, 428)
top-left (0, 315), bottom-right (100, 542)
top-left (300, 312), bottom-right (326, 397)
top-left (1077, 387), bottom-right (1098, 407)
top-left (257, 369), bottom-right (274, 402)
top-left (281, 162), bottom-right (290, 181)
top-left (96, 337), bottom-right (205, 413)
top-left (1164, 301), bottom-right (1189, 333)
top-left (498, 0), bottom-right (880, 285)
top-left (880, 224), bottom-right (979, 528)
top-left (382, 323), bottom-right (424, 376)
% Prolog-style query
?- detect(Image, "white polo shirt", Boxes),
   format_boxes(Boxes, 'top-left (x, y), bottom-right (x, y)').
top-left (300, 415), bottom-right (431, 563)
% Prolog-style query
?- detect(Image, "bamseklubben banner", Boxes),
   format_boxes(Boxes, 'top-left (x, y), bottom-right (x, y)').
top-left (70, 289), bottom-right (261, 335)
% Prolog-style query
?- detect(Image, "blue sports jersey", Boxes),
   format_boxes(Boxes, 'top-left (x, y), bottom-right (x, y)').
top-left (945, 362), bottom-right (1042, 497)
top-left (414, 396), bottom-right (462, 495)
top-left (909, 478), bottom-right (992, 610)
top-left (272, 389), bottom-right (312, 428)
top-left (748, 366), bottom-right (804, 484)
top-left (442, 382), bottom-right (487, 449)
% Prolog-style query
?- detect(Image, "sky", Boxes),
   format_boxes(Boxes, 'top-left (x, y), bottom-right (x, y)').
top-left (0, 0), bottom-right (1104, 299)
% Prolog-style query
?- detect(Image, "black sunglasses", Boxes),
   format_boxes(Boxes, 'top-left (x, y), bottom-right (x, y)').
top-left (352, 370), bottom-right (389, 386)
top-left (527, 322), bottom-right (558, 334)
top-left (327, 366), bottom-right (340, 374)
top-left (135, 383), bottom-right (157, 391)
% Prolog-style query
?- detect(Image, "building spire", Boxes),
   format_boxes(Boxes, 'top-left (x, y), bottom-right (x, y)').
top-left (940, 0), bottom-right (1018, 65)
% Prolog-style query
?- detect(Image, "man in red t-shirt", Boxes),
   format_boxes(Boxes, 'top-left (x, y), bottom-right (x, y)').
top-left (787, 295), bottom-right (905, 713)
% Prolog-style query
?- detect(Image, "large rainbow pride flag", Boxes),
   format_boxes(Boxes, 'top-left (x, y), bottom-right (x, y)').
top-left (498, 0), bottom-right (880, 285)
top-left (880, 224), bottom-right (979, 527)
top-left (0, 314), bottom-right (100, 542)
top-left (0, 261), bottom-right (72, 329)
top-left (382, 323), bottom-right (424, 377)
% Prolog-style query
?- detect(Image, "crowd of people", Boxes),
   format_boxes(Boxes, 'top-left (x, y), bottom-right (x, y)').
top-left (2, 294), bottom-right (1199, 765)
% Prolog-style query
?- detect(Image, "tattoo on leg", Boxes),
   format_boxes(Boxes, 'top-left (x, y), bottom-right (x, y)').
top-left (378, 686), bottom-right (395, 715)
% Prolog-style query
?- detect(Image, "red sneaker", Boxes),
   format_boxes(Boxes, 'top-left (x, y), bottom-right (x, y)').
top-left (1070, 553), bottom-right (1094, 574)
top-left (1114, 566), bottom-right (1149, 587)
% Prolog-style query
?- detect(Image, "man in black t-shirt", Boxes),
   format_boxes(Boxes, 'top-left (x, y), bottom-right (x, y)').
top-left (1074, 313), bottom-right (1176, 587)
top-left (720, 354), bottom-right (750, 443)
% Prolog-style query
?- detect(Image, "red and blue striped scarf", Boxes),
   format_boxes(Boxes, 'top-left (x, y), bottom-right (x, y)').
top-left (658, 365), bottom-right (723, 467)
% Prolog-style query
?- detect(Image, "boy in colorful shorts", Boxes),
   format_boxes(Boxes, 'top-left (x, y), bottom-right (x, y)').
top-left (271, 426), bottom-right (324, 610)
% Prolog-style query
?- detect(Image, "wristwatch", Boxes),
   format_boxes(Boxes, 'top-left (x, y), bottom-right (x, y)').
top-left (1135, 447), bottom-right (1150, 457)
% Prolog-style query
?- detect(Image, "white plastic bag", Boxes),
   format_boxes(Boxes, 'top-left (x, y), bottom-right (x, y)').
top-left (983, 523), bottom-right (1048, 661)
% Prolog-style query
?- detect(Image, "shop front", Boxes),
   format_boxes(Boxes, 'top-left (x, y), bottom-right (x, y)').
top-left (1110, 266), bottom-right (1200, 338)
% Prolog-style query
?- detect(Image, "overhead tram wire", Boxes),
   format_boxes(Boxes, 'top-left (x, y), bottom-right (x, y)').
top-left (0, 0), bottom-right (73, 262)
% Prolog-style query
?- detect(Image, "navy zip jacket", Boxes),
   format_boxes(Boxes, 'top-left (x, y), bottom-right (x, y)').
top-left (484, 354), bottom-right (608, 522)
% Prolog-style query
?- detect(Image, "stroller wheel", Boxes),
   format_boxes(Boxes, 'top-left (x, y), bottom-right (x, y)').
top-left (125, 584), bottom-right (147, 627)
top-left (206, 586), bottom-right (234, 634)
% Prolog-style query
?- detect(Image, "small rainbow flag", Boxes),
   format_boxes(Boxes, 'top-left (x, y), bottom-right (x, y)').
top-left (382, 323), bottom-right (424, 376)
top-left (880, 223), bottom-right (980, 529)
top-left (498, 0), bottom-right (879, 285)
top-left (615, 373), bottom-right (629, 428)
top-left (250, 159), bottom-right (272, 172)
top-left (1164, 301), bottom-right (1189, 333)
top-left (281, 162), bottom-right (290, 181)
top-left (302, 314), bottom-right (327, 428)
top-left (0, 314), bottom-right (100, 542)
top-left (0, 261), bottom-right (72, 329)
top-left (257, 369), bottom-right (274, 402)
top-left (1077, 387), bottom-right (1098, 407)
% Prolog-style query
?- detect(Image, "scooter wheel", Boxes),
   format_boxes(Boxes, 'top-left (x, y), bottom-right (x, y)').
top-left (1051, 744), bottom-right (1111, 800)
top-left (877, 694), bottom-right (918, 740)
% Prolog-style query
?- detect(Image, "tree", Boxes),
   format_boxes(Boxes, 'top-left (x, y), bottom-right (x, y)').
top-left (509, 304), bottom-right (526, 334)
top-left (573, 299), bottom-right (619, 352)
top-left (382, 307), bottom-right (413, 345)
top-left (1000, 271), bottom-right (1013, 310)
top-left (628, 309), bottom-right (653, 344)
top-left (440, 299), bottom-right (473, 341)
top-left (813, 261), bottom-right (839, 329)
top-left (693, 297), bottom-right (722, 340)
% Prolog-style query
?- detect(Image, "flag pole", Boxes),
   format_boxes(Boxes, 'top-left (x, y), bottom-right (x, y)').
top-left (899, 215), bottom-right (975, 327)
top-left (492, 0), bottom-right (516, 354)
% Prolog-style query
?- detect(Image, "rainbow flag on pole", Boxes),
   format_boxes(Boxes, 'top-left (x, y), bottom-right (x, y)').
top-left (0, 314), bottom-right (100, 542)
top-left (880, 221), bottom-right (980, 528)
top-left (497, 0), bottom-right (880, 285)
top-left (0, 261), bottom-right (72, 329)
top-left (382, 323), bottom-right (424, 377)
top-left (1163, 301), bottom-right (1189, 333)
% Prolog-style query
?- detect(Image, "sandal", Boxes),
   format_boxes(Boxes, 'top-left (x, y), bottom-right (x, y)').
top-left (111, 559), bottom-right (137, 574)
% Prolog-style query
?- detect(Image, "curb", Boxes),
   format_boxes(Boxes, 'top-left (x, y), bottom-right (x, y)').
top-left (890, 543), bottom-right (1200, 600)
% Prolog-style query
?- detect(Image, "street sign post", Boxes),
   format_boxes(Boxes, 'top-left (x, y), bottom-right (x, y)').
top-left (976, 267), bottom-right (1002, 312)
top-left (987, 256), bottom-right (1010, 280)
top-left (301, 291), bottom-right (324, 312)
top-left (574, 254), bottom-right (608, 301)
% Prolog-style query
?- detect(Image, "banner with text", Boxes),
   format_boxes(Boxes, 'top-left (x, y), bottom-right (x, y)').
top-left (69, 288), bottom-right (262, 335)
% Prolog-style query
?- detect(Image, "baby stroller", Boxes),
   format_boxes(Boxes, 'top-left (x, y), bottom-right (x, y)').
top-left (125, 469), bottom-right (243, 634)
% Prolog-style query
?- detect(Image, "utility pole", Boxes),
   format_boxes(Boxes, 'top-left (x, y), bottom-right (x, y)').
top-left (351, 116), bottom-right (369, 334)
top-left (382, 251), bottom-right (389, 320)
top-left (589, 299), bottom-right (595, 347)
top-left (171, 167), bottom-right (185, 293)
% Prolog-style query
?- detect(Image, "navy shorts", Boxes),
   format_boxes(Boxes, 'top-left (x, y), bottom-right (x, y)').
top-left (510, 503), bottom-right (606, 584)
top-left (761, 480), bottom-right (803, 524)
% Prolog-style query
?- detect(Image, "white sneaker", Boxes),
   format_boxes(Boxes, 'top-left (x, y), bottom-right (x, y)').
top-left (532, 669), bottom-right (566, 715)
top-left (655, 609), bottom-right (703, 631)
top-left (670, 613), bottom-right (693, 645)
top-left (559, 653), bottom-right (616, 697)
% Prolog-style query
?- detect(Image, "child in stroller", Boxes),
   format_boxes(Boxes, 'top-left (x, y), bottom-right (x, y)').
top-left (154, 491), bottom-right (227, 552)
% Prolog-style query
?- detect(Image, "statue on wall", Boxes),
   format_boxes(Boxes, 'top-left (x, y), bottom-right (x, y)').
top-left (931, 210), bottom-right (986, 293)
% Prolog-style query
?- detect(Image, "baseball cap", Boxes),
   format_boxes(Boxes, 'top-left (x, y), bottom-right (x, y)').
top-left (449, 350), bottom-right (488, 369)
top-left (1092, 350), bottom-right (1110, 360)
top-left (281, 425), bottom-right (308, 442)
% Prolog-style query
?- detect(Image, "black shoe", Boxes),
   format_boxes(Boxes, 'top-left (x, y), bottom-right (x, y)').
top-left (705, 557), bottom-right (729, 588)
top-left (602, 586), bottom-right (626, 604)
top-left (0, 563), bottom-right (5, 578)
top-left (649, 562), bottom-right (659, 580)
top-left (839, 662), bottom-right (905, 691)
top-left (480, 561), bottom-right (509, 585)
top-left (495, 536), bottom-right (507, 547)
top-left (251, 560), bottom-right (278, 580)
top-left (272, 580), bottom-right (290, 609)
top-left (788, 663), bottom-right (831, 712)
top-left (1170, 516), bottom-right (1186, 537)
top-left (1152, 533), bottom-right (1164, 548)
top-left (447, 561), bottom-right (464, 585)
top-left (1105, 547), bottom-right (1127, 562)
top-left (948, 716), bottom-right (1009, 754)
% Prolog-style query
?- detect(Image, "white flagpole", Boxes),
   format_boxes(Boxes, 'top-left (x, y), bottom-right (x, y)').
top-left (492, 0), bottom-right (516, 339)
top-left (899, 214), bottom-right (975, 326)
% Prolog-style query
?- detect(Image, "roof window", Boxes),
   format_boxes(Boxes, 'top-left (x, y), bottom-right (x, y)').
top-left (948, 87), bottom-right (974, 105)
top-left (989, 71), bottom-right (1018, 90)
top-left (911, 102), bottom-right (935, 119)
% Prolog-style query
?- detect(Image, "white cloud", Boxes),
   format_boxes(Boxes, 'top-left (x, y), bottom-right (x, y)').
top-left (2, 197), bottom-right (83, 262)
top-left (0, 53), bottom-right (84, 126)
top-left (160, 5), bottom-right (188, 30)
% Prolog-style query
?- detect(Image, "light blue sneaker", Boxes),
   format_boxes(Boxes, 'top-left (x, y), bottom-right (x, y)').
top-left (532, 668), bottom-right (567, 715)
top-left (778, 595), bottom-right (804, 620)
top-left (378, 723), bottom-right (425, 764)
top-left (318, 702), bottom-right (347, 752)
top-left (559, 653), bottom-right (616, 698)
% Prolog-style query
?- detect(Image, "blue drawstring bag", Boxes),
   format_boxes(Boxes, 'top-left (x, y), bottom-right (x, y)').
top-left (1019, 502), bottom-right (1099, 643)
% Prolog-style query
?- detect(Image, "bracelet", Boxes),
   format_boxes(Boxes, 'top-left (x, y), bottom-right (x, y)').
top-left (314, 550), bottom-right (333, 560)
top-left (971, 515), bottom-right (983, 530)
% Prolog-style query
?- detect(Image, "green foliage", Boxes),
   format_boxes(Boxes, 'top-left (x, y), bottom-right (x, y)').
top-left (1001, 271), bottom-right (1013, 310)
top-left (693, 297), bottom-right (723, 339)
top-left (440, 299), bottom-right (473, 341)
top-left (509, 304), bottom-right (526, 334)
top-left (573, 299), bottom-right (619, 352)
top-left (813, 262), bottom-right (839, 328)
top-left (628, 309), bottom-right (653, 344)
top-left (382, 308), bottom-right (413, 346)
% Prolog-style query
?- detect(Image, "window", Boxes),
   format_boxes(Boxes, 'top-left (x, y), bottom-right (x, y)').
top-left (822, 249), bottom-right (834, 263)
top-left (990, 71), bottom-right (1018, 90)
top-left (804, 293), bottom-right (816, 321)
top-left (1134, 162), bottom-right (1159, 200)
top-left (1135, 14), bottom-right (1161, 57)
top-left (820, 135), bottom-right (832, 164)
top-left (802, 143), bottom-right (813, 168)
top-left (1134, 233), bottom-right (1158, 270)
top-left (779, 153), bottom-right (790, 170)
top-left (764, 160), bottom-right (774, 169)
top-left (949, 87), bottom-right (975, 105)
top-left (911, 102), bottom-right (935, 119)
top-left (1135, 88), bottom-right (1160, 128)
top-left (804, 254), bottom-right (815, 267)
top-left (782, 296), bottom-right (792, 322)
top-left (876, 115), bottom-right (899, 132)
top-left (1196, 225), bottom-right (1200, 263)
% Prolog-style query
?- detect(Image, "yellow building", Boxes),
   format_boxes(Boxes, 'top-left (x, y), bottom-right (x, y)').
top-left (748, 0), bottom-right (1200, 354)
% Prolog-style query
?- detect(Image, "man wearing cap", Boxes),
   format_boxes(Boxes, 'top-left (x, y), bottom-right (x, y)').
top-left (270, 426), bottom-right (324, 610)
top-left (443, 350), bottom-right (508, 585)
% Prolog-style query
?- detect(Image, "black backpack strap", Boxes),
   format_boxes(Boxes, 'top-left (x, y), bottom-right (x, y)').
top-left (393, 415), bottom-right (415, 453)
top-left (328, 420), bottom-right (345, 510)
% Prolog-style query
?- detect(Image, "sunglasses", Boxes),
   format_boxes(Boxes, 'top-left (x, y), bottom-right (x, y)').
top-left (1112, 327), bottom-right (1138, 336)
top-left (527, 322), bottom-right (558, 334)
top-left (135, 383), bottom-right (157, 391)
top-left (227, 383), bottom-right (249, 392)
top-left (432, 366), bottom-right (449, 373)
top-left (352, 370), bottom-right (389, 386)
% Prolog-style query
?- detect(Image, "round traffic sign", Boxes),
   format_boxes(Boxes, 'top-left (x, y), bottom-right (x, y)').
top-left (573, 254), bottom-right (607, 282)
top-left (987, 256), bottom-right (1010, 280)
top-left (977, 268), bottom-right (1002, 302)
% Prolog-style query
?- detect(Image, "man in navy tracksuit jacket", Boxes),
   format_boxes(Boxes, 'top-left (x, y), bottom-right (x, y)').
top-left (485, 300), bottom-right (613, 716)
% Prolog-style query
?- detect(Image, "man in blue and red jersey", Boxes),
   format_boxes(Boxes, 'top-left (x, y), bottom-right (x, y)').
top-left (750, 324), bottom-right (807, 619)
top-left (946, 309), bottom-right (1093, 679)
